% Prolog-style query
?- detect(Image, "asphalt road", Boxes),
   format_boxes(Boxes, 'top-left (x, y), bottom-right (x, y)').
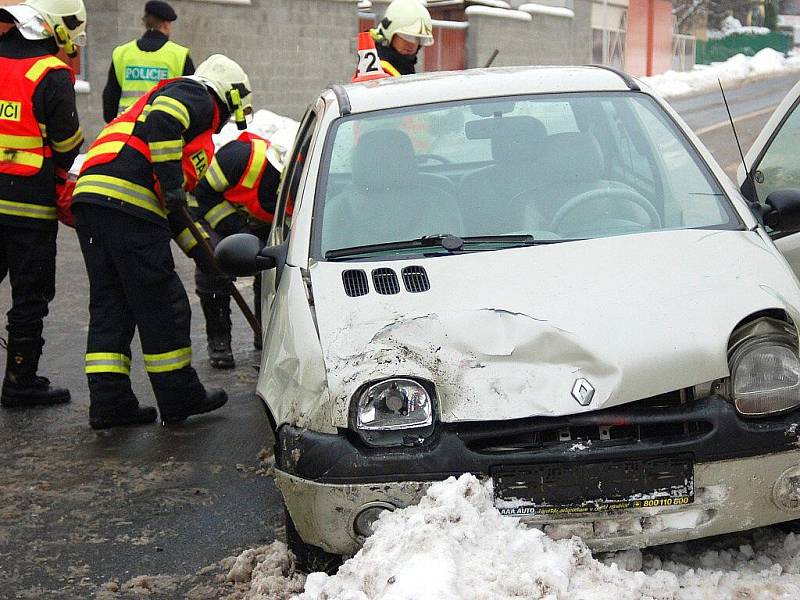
top-left (1, 72), bottom-right (799, 599)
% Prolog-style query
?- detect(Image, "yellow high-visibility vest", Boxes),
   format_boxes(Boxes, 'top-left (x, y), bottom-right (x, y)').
top-left (112, 39), bottom-right (189, 114)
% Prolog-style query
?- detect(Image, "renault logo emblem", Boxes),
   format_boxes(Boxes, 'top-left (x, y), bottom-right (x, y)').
top-left (572, 378), bottom-right (594, 406)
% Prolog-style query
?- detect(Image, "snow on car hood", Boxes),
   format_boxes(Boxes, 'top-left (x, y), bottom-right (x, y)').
top-left (310, 229), bottom-right (800, 425)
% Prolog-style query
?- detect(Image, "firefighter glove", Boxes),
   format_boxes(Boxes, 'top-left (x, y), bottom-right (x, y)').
top-left (164, 188), bottom-right (188, 213)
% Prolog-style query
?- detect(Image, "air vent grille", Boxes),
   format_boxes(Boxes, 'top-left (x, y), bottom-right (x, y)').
top-left (342, 269), bottom-right (369, 297)
top-left (372, 268), bottom-right (400, 295)
top-left (402, 266), bottom-right (430, 293)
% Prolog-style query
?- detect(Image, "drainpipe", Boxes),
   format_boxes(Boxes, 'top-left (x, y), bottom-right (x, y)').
top-left (646, 0), bottom-right (655, 76)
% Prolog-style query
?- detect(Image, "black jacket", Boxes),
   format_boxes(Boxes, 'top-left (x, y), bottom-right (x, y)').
top-left (75, 78), bottom-right (230, 235)
top-left (0, 28), bottom-right (83, 230)
top-left (102, 31), bottom-right (195, 123)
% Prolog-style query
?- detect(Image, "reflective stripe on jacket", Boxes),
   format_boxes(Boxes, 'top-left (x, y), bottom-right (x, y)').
top-left (0, 55), bottom-right (73, 180)
top-left (77, 78), bottom-right (219, 219)
top-left (216, 133), bottom-right (275, 224)
top-left (112, 39), bottom-right (189, 114)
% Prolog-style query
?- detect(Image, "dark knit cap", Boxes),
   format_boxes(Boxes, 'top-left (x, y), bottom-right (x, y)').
top-left (144, 1), bottom-right (177, 22)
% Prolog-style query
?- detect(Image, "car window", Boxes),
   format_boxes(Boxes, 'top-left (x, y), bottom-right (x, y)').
top-left (750, 98), bottom-right (800, 206)
top-left (315, 92), bottom-right (739, 259)
top-left (629, 101), bottom-right (728, 228)
top-left (274, 108), bottom-right (317, 241)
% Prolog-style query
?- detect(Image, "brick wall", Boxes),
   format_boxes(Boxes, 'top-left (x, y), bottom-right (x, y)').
top-left (77, 0), bottom-right (357, 142)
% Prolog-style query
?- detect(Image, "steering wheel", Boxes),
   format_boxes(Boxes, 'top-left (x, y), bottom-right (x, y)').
top-left (550, 187), bottom-right (662, 234)
top-left (416, 153), bottom-right (451, 166)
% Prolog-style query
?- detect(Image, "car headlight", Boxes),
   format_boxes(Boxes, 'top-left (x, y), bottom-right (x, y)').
top-left (730, 334), bottom-right (800, 417)
top-left (352, 378), bottom-right (436, 447)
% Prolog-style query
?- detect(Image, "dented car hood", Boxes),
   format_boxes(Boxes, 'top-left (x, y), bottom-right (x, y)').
top-left (309, 229), bottom-right (800, 425)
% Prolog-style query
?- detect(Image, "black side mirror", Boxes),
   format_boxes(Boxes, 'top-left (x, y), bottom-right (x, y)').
top-left (763, 189), bottom-right (800, 232)
top-left (215, 233), bottom-right (282, 276)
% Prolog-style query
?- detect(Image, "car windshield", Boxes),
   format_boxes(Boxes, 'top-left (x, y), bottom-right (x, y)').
top-left (316, 92), bottom-right (738, 259)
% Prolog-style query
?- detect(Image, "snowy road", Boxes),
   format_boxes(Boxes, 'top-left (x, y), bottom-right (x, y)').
top-left (671, 71), bottom-right (799, 177)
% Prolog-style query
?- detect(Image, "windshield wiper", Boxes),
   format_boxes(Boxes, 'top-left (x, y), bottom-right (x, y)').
top-left (326, 234), bottom-right (546, 260)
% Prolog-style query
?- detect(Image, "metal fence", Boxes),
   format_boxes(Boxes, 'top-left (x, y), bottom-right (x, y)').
top-left (672, 33), bottom-right (696, 71)
top-left (695, 32), bottom-right (792, 64)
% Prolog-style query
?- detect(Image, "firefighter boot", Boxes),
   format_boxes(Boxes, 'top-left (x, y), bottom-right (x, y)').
top-left (199, 293), bottom-right (234, 369)
top-left (160, 388), bottom-right (228, 424)
top-left (1, 336), bottom-right (70, 407)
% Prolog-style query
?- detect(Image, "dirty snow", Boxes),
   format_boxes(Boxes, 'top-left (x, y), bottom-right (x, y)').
top-left (218, 474), bottom-right (800, 600)
top-left (643, 48), bottom-right (800, 99)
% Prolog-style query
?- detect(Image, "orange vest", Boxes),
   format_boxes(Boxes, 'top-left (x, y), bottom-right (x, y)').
top-left (0, 55), bottom-right (73, 176)
top-left (81, 78), bottom-right (218, 194)
top-left (223, 132), bottom-right (275, 223)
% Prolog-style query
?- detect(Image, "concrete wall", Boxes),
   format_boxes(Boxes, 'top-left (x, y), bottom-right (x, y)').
top-left (78, 0), bottom-right (357, 142)
top-left (466, 2), bottom-right (592, 69)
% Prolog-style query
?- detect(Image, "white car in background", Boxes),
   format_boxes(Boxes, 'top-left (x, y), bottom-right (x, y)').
top-left (218, 66), bottom-right (800, 572)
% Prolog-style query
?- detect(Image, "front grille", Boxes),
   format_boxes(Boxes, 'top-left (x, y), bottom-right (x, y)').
top-left (342, 269), bottom-right (369, 297)
top-left (402, 266), bottom-right (430, 293)
top-left (458, 389), bottom-right (712, 455)
top-left (372, 268), bottom-right (400, 295)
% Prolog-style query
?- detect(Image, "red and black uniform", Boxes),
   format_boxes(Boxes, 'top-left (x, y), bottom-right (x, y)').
top-left (71, 77), bottom-right (228, 423)
top-left (0, 28), bottom-right (83, 407)
top-left (192, 133), bottom-right (281, 359)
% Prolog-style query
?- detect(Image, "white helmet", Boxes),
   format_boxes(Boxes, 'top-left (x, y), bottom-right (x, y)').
top-left (4, 0), bottom-right (87, 56)
top-left (375, 0), bottom-right (433, 48)
top-left (195, 54), bottom-right (253, 130)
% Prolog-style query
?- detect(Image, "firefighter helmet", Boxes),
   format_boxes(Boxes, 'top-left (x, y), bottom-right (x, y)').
top-left (7, 0), bottom-right (87, 56)
top-left (195, 54), bottom-right (253, 130)
top-left (375, 0), bottom-right (433, 48)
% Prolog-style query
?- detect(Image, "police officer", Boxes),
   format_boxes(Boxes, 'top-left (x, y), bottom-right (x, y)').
top-left (71, 54), bottom-right (252, 429)
top-left (192, 132), bottom-right (284, 368)
top-left (371, 0), bottom-right (434, 76)
top-left (102, 0), bottom-right (193, 122)
top-left (0, 0), bottom-right (85, 409)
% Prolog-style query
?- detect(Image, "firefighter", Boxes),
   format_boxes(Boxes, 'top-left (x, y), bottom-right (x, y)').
top-left (192, 132), bottom-right (283, 368)
top-left (102, 0), bottom-right (193, 123)
top-left (71, 54), bottom-right (252, 429)
top-left (0, 0), bottom-right (85, 409)
top-left (370, 0), bottom-right (433, 76)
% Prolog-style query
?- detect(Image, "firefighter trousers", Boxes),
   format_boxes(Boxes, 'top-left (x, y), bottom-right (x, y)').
top-left (74, 204), bottom-right (206, 418)
top-left (0, 223), bottom-right (56, 340)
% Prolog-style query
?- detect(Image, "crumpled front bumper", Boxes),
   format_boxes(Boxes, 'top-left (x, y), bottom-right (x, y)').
top-left (275, 395), bottom-right (800, 555)
top-left (276, 450), bottom-right (800, 556)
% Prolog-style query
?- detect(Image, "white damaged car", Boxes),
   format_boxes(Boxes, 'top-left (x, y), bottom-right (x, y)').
top-left (217, 66), bottom-right (800, 570)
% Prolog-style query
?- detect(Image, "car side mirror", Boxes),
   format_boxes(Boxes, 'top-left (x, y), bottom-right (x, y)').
top-left (215, 233), bottom-right (285, 276)
top-left (763, 189), bottom-right (800, 232)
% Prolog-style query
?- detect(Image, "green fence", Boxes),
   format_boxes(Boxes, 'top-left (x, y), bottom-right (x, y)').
top-left (696, 32), bottom-right (792, 64)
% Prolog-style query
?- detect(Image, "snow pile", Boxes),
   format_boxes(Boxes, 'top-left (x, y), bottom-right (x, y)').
top-left (642, 48), bottom-right (800, 98)
top-left (214, 109), bottom-right (300, 164)
top-left (238, 473), bottom-right (800, 599)
top-left (708, 16), bottom-right (771, 39)
top-left (223, 541), bottom-right (307, 599)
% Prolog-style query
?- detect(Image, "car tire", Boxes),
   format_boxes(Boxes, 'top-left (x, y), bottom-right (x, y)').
top-left (284, 506), bottom-right (343, 575)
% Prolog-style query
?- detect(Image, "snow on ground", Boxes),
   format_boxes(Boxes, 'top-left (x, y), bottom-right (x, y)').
top-left (707, 16), bottom-right (771, 39)
top-left (642, 48), bottom-right (800, 99)
top-left (161, 474), bottom-right (800, 600)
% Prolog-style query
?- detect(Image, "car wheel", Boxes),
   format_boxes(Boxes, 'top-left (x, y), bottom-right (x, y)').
top-left (284, 505), bottom-right (343, 575)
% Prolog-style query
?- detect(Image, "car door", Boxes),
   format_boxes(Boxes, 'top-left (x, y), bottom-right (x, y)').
top-left (738, 78), bottom-right (800, 277)
top-left (259, 105), bottom-right (319, 330)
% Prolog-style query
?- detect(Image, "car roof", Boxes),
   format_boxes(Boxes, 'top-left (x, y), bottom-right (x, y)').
top-left (325, 65), bottom-right (639, 114)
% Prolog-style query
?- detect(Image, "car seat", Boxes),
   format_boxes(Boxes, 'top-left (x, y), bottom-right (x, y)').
top-left (321, 129), bottom-right (463, 253)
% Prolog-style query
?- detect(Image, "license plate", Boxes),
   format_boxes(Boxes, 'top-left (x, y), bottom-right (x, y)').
top-left (492, 455), bottom-right (694, 517)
